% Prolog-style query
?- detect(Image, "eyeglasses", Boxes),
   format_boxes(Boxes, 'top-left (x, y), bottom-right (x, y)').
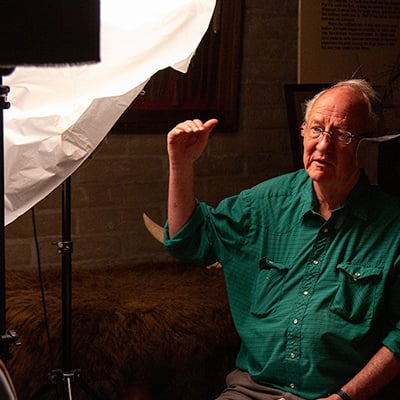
top-left (301, 125), bottom-right (367, 145)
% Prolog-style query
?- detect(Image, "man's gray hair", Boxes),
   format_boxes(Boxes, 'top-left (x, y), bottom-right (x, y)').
top-left (303, 79), bottom-right (382, 135)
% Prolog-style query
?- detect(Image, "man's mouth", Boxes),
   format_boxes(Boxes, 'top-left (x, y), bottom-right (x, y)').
top-left (313, 158), bottom-right (332, 167)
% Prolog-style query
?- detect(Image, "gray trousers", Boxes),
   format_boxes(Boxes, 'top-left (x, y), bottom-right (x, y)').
top-left (216, 369), bottom-right (305, 400)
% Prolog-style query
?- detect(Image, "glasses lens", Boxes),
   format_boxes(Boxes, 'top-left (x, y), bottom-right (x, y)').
top-left (336, 131), bottom-right (352, 144)
top-left (306, 125), bottom-right (353, 145)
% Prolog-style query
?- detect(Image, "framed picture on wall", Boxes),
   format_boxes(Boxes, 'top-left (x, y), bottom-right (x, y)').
top-left (111, 0), bottom-right (244, 134)
top-left (284, 83), bottom-right (331, 169)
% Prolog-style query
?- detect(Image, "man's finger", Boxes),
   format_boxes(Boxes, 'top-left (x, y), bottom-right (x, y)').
top-left (204, 118), bottom-right (219, 131)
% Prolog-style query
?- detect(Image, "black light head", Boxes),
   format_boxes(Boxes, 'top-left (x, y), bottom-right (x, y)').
top-left (0, 0), bottom-right (100, 66)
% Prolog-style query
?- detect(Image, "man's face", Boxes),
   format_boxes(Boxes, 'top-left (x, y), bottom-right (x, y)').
top-left (302, 87), bottom-right (369, 187)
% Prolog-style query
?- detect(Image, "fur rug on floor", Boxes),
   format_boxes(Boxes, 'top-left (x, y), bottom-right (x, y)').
top-left (4, 262), bottom-right (239, 400)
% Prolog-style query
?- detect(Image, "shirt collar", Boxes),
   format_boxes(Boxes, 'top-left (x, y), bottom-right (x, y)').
top-left (300, 172), bottom-right (371, 222)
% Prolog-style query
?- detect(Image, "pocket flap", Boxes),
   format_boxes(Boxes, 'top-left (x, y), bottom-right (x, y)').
top-left (259, 257), bottom-right (289, 271)
top-left (336, 262), bottom-right (383, 280)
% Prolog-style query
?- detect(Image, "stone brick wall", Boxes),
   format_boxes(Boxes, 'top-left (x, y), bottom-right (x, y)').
top-left (5, 1), bottom-right (299, 270)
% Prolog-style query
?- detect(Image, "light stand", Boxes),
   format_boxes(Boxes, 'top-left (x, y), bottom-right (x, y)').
top-left (31, 178), bottom-right (102, 400)
top-left (58, 178), bottom-right (103, 399)
top-left (60, 177), bottom-right (74, 396)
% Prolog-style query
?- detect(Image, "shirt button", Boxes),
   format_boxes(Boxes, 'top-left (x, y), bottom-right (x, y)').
top-left (323, 228), bottom-right (329, 233)
top-left (290, 383), bottom-right (296, 389)
top-left (293, 319), bottom-right (299, 324)
top-left (303, 290), bottom-right (309, 296)
top-left (313, 259), bottom-right (319, 265)
top-left (290, 352), bottom-right (296, 359)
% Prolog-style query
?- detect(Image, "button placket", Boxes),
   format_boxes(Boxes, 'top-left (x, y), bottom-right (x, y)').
top-left (286, 222), bottom-right (330, 388)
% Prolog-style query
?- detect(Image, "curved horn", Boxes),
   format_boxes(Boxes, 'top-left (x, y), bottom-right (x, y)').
top-left (142, 212), bottom-right (222, 269)
top-left (142, 213), bottom-right (164, 244)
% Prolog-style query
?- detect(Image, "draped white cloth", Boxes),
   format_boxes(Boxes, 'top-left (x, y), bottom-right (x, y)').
top-left (4, 0), bottom-right (215, 225)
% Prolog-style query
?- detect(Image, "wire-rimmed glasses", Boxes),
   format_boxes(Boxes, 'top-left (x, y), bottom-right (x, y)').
top-left (301, 124), bottom-right (368, 145)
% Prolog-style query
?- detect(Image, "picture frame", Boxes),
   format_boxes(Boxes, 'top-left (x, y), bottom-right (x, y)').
top-left (110, 0), bottom-right (244, 134)
top-left (284, 83), bottom-right (331, 169)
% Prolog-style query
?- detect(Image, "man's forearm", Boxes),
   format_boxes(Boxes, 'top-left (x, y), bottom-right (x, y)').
top-left (340, 346), bottom-right (400, 400)
top-left (167, 162), bottom-right (196, 238)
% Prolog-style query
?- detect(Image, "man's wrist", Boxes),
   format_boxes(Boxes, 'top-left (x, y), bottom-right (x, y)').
top-left (336, 389), bottom-right (352, 400)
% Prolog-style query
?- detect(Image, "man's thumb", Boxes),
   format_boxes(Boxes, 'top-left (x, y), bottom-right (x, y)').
top-left (204, 118), bottom-right (219, 132)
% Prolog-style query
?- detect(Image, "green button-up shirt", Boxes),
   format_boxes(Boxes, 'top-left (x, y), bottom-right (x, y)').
top-left (164, 169), bottom-right (400, 399)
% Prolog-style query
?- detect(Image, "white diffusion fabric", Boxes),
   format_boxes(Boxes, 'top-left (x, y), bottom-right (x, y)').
top-left (4, 0), bottom-right (215, 225)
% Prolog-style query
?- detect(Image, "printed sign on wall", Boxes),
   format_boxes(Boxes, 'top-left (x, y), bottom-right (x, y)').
top-left (298, 0), bottom-right (400, 85)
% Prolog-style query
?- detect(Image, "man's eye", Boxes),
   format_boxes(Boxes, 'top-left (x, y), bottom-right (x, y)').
top-left (310, 126), bottom-right (323, 134)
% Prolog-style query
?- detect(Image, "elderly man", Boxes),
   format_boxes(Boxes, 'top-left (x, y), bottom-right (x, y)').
top-left (164, 79), bottom-right (400, 400)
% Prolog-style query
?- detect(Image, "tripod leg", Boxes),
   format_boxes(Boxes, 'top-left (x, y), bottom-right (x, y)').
top-left (65, 374), bottom-right (73, 400)
top-left (62, 370), bottom-right (105, 400)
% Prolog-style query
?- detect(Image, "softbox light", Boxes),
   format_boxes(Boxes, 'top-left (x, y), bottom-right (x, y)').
top-left (4, 0), bottom-right (216, 226)
top-left (0, 0), bottom-right (100, 65)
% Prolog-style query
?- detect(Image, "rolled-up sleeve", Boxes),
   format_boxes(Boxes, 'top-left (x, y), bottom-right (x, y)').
top-left (164, 189), bottom-right (252, 267)
top-left (164, 201), bottom-right (218, 266)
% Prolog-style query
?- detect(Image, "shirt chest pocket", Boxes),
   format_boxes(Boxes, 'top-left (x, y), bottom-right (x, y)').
top-left (330, 262), bottom-right (383, 323)
top-left (250, 258), bottom-right (290, 318)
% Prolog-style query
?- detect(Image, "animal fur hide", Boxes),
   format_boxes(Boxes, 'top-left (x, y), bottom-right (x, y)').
top-left (4, 262), bottom-right (239, 400)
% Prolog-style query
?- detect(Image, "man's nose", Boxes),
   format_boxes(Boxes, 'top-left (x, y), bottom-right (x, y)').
top-left (316, 131), bottom-right (333, 149)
